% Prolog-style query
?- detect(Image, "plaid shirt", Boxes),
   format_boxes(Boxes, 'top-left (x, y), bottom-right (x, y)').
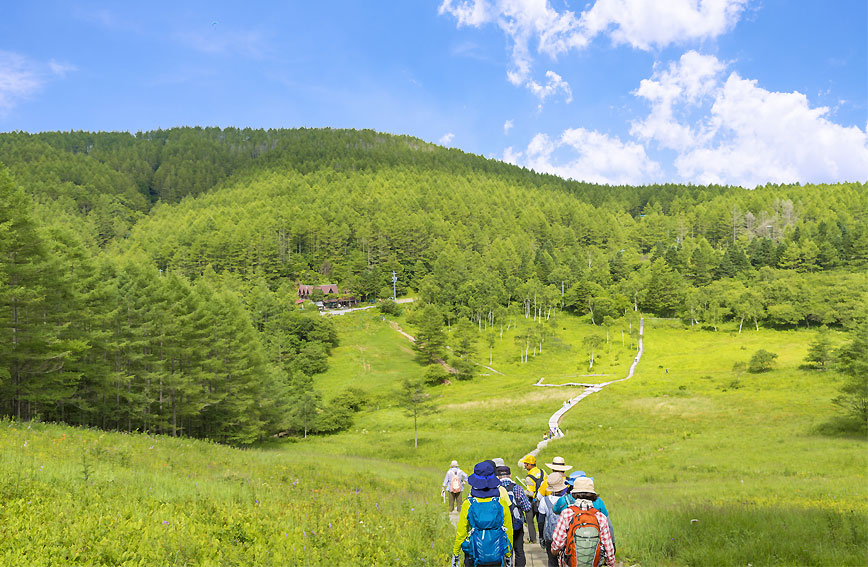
top-left (499, 479), bottom-right (533, 516)
top-left (550, 503), bottom-right (615, 566)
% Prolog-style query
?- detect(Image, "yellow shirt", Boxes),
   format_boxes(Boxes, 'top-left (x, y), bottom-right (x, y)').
top-left (452, 486), bottom-right (513, 556)
top-left (523, 466), bottom-right (546, 498)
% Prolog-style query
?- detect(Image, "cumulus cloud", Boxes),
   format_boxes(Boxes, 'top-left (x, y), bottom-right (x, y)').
top-left (0, 51), bottom-right (74, 112)
top-left (633, 51), bottom-right (868, 186)
top-left (516, 128), bottom-right (662, 185)
top-left (504, 119), bottom-right (514, 134)
top-left (581, 0), bottom-right (748, 51)
top-left (439, 132), bottom-right (456, 145)
top-left (439, 0), bottom-right (748, 101)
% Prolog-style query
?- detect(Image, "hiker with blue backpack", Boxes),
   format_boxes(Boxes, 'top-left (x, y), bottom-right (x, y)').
top-left (550, 477), bottom-right (615, 567)
top-left (452, 460), bottom-right (513, 567)
top-left (495, 464), bottom-right (532, 567)
top-left (536, 471), bottom-right (571, 566)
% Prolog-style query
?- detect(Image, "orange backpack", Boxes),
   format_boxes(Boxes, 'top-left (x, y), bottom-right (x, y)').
top-left (450, 472), bottom-right (463, 493)
top-left (562, 505), bottom-right (602, 567)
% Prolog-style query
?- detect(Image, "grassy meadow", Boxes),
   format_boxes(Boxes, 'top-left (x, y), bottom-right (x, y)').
top-left (2, 307), bottom-right (865, 566)
top-left (310, 308), bottom-right (866, 566)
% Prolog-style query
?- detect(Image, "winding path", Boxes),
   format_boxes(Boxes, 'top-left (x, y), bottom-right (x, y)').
top-left (527, 318), bottom-right (644, 457)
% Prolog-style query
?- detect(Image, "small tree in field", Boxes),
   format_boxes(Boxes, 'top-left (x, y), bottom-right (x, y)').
top-left (397, 379), bottom-right (438, 448)
top-left (748, 349), bottom-right (778, 373)
top-left (804, 329), bottom-right (832, 370)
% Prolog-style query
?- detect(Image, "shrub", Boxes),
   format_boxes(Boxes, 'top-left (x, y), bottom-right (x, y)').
top-left (748, 349), bottom-right (778, 373)
top-left (377, 299), bottom-right (402, 317)
top-left (423, 364), bottom-right (450, 385)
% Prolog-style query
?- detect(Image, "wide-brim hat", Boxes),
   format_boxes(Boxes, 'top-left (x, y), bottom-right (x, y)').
top-left (450, 460), bottom-right (459, 467)
top-left (468, 460), bottom-right (500, 497)
top-left (547, 472), bottom-right (567, 493)
top-left (545, 456), bottom-right (573, 472)
top-left (570, 476), bottom-right (597, 496)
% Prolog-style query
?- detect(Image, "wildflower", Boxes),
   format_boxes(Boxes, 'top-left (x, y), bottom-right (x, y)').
top-left (162, 521), bottom-right (169, 526)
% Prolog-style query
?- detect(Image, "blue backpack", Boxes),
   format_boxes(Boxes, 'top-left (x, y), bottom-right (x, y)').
top-left (461, 497), bottom-right (512, 566)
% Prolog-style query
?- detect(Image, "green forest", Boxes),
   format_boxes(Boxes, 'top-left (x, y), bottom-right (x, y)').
top-left (1, 127), bottom-right (866, 444)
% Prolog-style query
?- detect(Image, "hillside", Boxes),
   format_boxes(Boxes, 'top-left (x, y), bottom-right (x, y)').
top-left (0, 127), bottom-right (866, 565)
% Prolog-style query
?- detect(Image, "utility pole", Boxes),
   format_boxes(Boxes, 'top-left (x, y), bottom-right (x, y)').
top-left (392, 271), bottom-right (398, 301)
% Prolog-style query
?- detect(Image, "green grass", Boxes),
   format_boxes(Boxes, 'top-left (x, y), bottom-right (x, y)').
top-left (312, 312), bottom-right (866, 565)
top-left (0, 419), bottom-right (453, 566)
top-left (3, 312), bottom-right (866, 566)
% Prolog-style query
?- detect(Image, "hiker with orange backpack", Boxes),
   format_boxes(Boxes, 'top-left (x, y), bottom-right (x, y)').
top-left (443, 460), bottom-right (469, 512)
top-left (550, 477), bottom-right (615, 567)
top-left (452, 460), bottom-right (513, 567)
top-left (556, 471), bottom-right (615, 553)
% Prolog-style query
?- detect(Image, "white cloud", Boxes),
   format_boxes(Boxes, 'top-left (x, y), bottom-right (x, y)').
top-left (504, 119), bottom-right (514, 134)
top-left (633, 51), bottom-right (868, 186)
top-left (502, 145), bottom-right (522, 164)
top-left (581, 0), bottom-right (748, 51)
top-left (439, 0), bottom-right (748, 100)
top-left (0, 51), bottom-right (74, 112)
top-left (527, 70), bottom-right (572, 104)
top-left (439, 132), bottom-right (456, 145)
top-left (516, 128), bottom-right (662, 185)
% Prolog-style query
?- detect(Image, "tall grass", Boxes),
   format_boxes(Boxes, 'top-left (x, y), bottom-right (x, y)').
top-left (0, 419), bottom-right (453, 565)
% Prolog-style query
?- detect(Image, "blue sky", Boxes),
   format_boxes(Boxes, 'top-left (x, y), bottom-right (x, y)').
top-left (1, 1), bottom-right (865, 187)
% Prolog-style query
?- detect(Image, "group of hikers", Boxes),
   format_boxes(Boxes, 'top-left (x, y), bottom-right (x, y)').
top-left (442, 455), bottom-right (614, 567)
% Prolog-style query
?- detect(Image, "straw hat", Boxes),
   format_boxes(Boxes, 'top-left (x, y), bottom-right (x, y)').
top-left (545, 456), bottom-right (573, 472)
top-left (570, 476), bottom-right (596, 496)
top-left (546, 472), bottom-right (568, 493)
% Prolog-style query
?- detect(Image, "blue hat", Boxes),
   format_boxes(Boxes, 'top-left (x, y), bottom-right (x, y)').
top-left (566, 471), bottom-right (587, 486)
top-left (468, 460), bottom-right (500, 498)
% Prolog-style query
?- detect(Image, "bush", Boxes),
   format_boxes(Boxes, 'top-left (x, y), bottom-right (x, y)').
top-left (378, 299), bottom-right (402, 317)
top-left (423, 364), bottom-right (450, 385)
top-left (331, 387), bottom-right (369, 412)
top-left (748, 349), bottom-right (778, 373)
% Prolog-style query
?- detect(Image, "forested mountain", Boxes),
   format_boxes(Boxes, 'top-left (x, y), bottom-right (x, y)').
top-left (1, 127), bottom-right (866, 444)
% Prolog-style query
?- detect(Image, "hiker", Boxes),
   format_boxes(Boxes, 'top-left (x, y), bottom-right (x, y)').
top-left (496, 464), bottom-right (532, 567)
top-left (550, 477), bottom-right (615, 567)
top-left (538, 456), bottom-right (573, 497)
top-left (443, 460), bottom-right (469, 512)
top-left (452, 460), bottom-right (513, 567)
top-left (555, 472), bottom-right (610, 517)
top-left (556, 472), bottom-right (615, 553)
top-left (519, 454), bottom-right (546, 543)
top-left (536, 471), bottom-right (570, 566)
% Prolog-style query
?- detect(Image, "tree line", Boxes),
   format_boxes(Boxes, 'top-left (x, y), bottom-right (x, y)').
top-left (0, 166), bottom-right (352, 444)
